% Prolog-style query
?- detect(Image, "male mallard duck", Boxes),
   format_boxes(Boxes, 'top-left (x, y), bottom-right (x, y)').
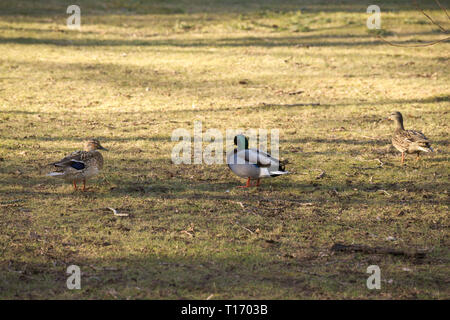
top-left (227, 134), bottom-right (289, 187)
top-left (387, 111), bottom-right (433, 164)
top-left (47, 139), bottom-right (108, 191)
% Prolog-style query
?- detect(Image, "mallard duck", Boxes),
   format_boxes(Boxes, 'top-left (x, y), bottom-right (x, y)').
top-left (227, 134), bottom-right (289, 187)
top-left (47, 139), bottom-right (108, 191)
top-left (387, 111), bottom-right (433, 164)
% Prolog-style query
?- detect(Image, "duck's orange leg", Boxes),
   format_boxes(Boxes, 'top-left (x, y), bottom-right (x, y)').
top-left (237, 177), bottom-right (252, 188)
top-left (401, 152), bottom-right (405, 165)
top-left (416, 153), bottom-right (420, 161)
top-left (82, 179), bottom-right (86, 192)
top-left (73, 180), bottom-right (77, 190)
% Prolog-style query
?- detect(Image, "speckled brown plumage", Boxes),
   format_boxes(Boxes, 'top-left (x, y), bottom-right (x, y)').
top-left (388, 112), bottom-right (433, 164)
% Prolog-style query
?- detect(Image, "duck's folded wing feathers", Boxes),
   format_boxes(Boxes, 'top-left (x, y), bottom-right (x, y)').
top-left (51, 151), bottom-right (89, 168)
top-left (237, 149), bottom-right (277, 167)
top-left (405, 130), bottom-right (427, 140)
top-left (394, 129), bottom-right (428, 143)
top-left (61, 160), bottom-right (86, 170)
top-left (405, 130), bottom-right (432, 146)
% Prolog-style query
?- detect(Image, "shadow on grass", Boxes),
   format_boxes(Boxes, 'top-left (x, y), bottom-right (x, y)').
top-left (3, 247), bottom-right (447, 299)
top-left (3, 97), bottom-right (447, 120)
top-left (1, 161), bottom-right (448, 209)
top-left (0, 0), bottom-right (441, 17)
top-left (0, 32), bottom-right (443, 48)
top-left (0, 249), bottom-right (373, 299)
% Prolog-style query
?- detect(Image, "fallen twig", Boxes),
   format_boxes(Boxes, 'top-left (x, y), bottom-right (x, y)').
top-left (180, 230), bottom-right (194, 237)
top-left (374, 158), bottom-right (384, 167)
top-left (234, 201), bottom-right (244, 209)
top-left (0, 203), bottom-right (24, 208)
top-left (331, 243), bottom-right (427, 259)
top-left (378, 189), bottom-right (391, 197)
top-left (234, 201), bottom-right (259, 215)
top-left (107, 207), bottom-right (129, 217)
top-left (376, 1), bottom-right (449, 47)
top-left (160, 194), bottom-right (316, 206)
top-left (312, 169), bottom-right (325, 179)
top-left (377, 35), bottom-right (450, 47)
top-left (413, 0), bottom-right (448, 33)
top-left (0, 199), bottom-right (25, 206)
top-left (288, 90), bottom-right (304, 95)
top-left (234, 221), bottom-right (254, 234)
top-left (435, 0), bottom-right (450, 20)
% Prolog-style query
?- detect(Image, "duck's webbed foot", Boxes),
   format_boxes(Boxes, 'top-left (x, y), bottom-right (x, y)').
top-left (237, 178), bottom-right (261, 188)
top-left (237, 177), bottom-right (252, 188)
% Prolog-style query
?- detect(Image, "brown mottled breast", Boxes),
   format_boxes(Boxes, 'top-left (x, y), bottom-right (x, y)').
top-left (91, 150), bottom-right (104, 170)
top-left (392, 129), bottom-right (409, 152)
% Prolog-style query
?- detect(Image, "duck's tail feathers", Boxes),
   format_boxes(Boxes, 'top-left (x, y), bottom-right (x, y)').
top-left (417, 146), bottom-right (434, 153)
top-left (47, 172), bottom-right (65, 176)
top-left (270, 170), bottom-right (289, 177)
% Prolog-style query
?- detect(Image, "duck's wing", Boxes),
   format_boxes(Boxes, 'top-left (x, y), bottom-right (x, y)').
top-left (50, 151), bottom-right (88, 170)
top-left (404, 130), bottom-right (429, 142)
top-left (393, 129), bottom-right (433, 152)
top-left (235, 149), bottom-right (275, 167)
top-left (398, 130), bottom-right (431, 147)
top-left (405, 130), bottom-right (433, 152)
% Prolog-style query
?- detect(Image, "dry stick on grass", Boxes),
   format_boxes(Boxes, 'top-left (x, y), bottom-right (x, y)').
top-left (374, 158), bottom-right (384, 167)
top-left (378, 189), bottom-right (392, 197)
top-left (311, 169), bottom-right (325, 179)
top-left (256, 198), bottom-right (315, 206)
top-left (234, 201), bottom-right (259, 215)
top-left (331, 243), bottom-right (427, 259)
top-left (180, 230), bottom-right (194, 237)
top-left (232, 220), bottom-right (254, 234)
top-left (435, 0), bottom-right (450, 20)
top-left (107, 207), bottom-right (129, 217)
top-left (249, 198), bottom-right (313, 208)
top-left (378, 0), bottom-right (450, 47)
top-left (234, 201), bottom-right (245, 209)
top-left (378, 35), bottom-right (450, 47)
top-left (0, 199), bottom-right (26, 207)
top-left (161, 194), bottom-right (315, 207)
top-left (413, 0), bottom-right (448, 33)
top-left (0, 203), bottom-right (24, 208)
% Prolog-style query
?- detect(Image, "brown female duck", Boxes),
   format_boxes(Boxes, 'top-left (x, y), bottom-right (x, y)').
top-left (47, 139), bottom-right (108, 191)
top-left (387, 111), bottom-right (433, 164)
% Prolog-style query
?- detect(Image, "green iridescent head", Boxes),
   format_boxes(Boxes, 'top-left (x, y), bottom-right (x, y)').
top-left (234, 134), bottom-right (249, 150)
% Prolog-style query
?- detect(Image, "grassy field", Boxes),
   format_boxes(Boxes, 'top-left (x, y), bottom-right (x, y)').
top-left (0, 0), bottom-right (449, 299)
